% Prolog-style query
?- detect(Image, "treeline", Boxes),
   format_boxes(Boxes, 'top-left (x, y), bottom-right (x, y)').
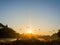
top-left (0, 23), bottom-right (60, 45)
top-left (0, 23), bottom-right (60, 39)
top-left (0, 23), bottom-right (20, 38)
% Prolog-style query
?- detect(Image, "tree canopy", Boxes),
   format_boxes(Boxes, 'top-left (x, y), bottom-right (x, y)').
top-left (0, 23), bottom-right (20, 38)
top-left (57, 30), bottom-right (60, 38)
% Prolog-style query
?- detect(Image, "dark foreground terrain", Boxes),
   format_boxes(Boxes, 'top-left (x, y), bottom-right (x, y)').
top-left (0, 39), bottom-right (60, 45)
top-left (0, 23), bottom-right (60, 45)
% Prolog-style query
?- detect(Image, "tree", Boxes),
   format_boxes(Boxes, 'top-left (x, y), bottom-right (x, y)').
top-left (0, 23), bottom-right (20, 38)
top-left (57, 29), bottom-right (60, 38)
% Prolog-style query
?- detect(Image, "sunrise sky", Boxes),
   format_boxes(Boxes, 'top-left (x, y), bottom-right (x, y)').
top-left (0, 0), bottom-right (60, 35)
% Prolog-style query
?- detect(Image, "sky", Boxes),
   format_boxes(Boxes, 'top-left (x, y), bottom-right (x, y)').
top-left (0, 0), bottom-right (60, 35)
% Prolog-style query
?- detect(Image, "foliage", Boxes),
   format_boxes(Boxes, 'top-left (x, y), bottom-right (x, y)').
top-left (57, 30), bottom-right (60, 38)
top-left (0, 23), bottom-right (20, 38)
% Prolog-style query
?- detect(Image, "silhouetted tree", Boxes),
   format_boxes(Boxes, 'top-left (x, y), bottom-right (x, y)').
top-left (57, 29), bottom-right (60, 38)
top-left (0, 23), bottom-right (20, 38)
top-left (0, 23), bottom-right (5, 27)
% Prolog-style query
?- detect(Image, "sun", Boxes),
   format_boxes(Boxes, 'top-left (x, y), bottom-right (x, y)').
top-left (21, 28), bottom-right (38, 39)
top-left (26, 29), bottom-right (33, 34)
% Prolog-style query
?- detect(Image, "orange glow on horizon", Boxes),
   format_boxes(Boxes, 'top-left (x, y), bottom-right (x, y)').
top-left (13, 26), bottom-right (53, 36)
top-left (26, 28), bottom-right (33, 34)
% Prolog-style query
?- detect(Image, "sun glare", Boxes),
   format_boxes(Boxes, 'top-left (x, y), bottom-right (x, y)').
top-left (21, 27), bottom-right (38, 39)
top-left (26, 29), bottom-right (33, 34)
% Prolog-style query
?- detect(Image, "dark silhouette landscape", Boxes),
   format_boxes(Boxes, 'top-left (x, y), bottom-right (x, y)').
top-left (0, 23), bottom-right (60, 45)
top-left (0, 0), bottom-right (60, 45)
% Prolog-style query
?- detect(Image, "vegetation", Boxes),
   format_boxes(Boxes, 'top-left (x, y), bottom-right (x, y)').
top-left (57, 30), bottom-right (60, 38)
top-left (0, 23), bottom-right (20, 38)
top-left (0, 23), bottom-right (60, 45)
